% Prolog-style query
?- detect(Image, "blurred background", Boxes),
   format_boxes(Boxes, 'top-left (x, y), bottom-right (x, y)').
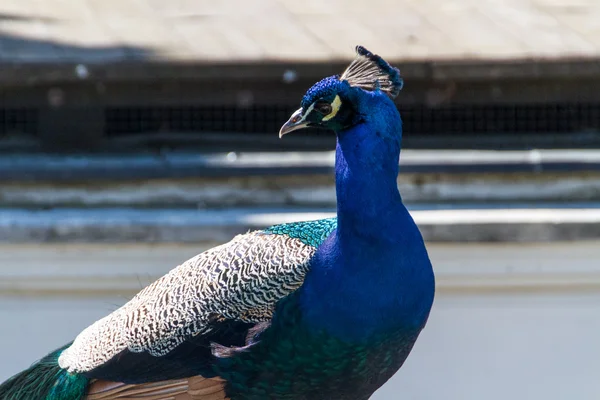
top-left (1, 1), bottom-right (600, 399)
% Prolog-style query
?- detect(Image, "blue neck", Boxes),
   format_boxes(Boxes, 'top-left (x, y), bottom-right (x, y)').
top-left (334, 129), bottom-right (402, 240)
top-left (334, 88), bottom-right (406, 244)
top-left (299, 91), bottom-right (434, 342)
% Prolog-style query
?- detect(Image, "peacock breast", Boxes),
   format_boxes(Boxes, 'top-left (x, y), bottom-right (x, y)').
top-left (215, 294), bottom-right (423, 400)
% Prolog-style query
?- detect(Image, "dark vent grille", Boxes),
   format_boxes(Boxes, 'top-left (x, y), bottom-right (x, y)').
top-left (402, 103), bottom-right (600, 135)
top-left (104, 103), bottom-right (600, 137)
top-left (105, 106), bottom-right (297, 136)
top-left (0, 108), bottom-right (38, 136)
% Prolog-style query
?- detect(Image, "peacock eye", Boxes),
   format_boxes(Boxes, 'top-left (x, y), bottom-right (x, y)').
top-left (314, 102), bottom-right (332, 115)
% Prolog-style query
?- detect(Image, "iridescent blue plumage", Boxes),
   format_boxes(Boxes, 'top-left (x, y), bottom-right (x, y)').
top-left (300, 76), bottom-right (341, 111)
top-left (0, 46), bottom-right (434, 400)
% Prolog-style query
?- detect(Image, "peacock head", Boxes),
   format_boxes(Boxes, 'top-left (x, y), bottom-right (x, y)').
top-left (279, 46), bottom-right (403, 137)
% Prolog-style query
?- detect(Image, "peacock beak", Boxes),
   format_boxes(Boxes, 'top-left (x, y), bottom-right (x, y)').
top-left (279, 108), bottom-right (309, 138)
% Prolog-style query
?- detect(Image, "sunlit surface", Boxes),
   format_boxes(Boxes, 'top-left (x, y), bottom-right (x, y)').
top-left (1, 244), bottom-right (600, 400)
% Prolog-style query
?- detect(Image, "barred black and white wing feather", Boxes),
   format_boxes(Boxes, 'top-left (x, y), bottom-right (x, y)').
top-left (58, 219), bottom-right (336, 384)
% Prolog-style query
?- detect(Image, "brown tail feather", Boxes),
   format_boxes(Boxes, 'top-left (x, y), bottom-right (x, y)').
top-left (86, 376), bottom-right (229, 400)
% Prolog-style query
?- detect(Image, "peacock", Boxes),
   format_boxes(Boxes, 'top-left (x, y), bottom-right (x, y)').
top-left (0, 46), bottom-right (435, 400)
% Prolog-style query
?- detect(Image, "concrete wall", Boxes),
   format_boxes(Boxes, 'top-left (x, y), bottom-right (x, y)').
top-left (1, 242), bottom-right (600, 400)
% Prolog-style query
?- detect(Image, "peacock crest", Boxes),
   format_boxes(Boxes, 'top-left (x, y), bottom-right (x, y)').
top-left (340, 45), bottom-right (404, 99)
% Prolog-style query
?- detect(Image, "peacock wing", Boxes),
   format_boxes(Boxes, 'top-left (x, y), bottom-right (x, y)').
top-left (58, 219), bottom-right (336, 383)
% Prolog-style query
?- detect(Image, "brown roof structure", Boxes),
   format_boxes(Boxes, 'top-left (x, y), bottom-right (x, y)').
top-left (0, 0), bottom-right (598, 64)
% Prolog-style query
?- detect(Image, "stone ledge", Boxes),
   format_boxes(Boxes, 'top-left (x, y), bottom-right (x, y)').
top-left (1, 150), bottom-right (599, 182)
top-left (1, 173), bottom-right (599, 208)
top-left (0, 206), bottom-right (598, 243)
top-left (1, 241), bottom-right (599, 296)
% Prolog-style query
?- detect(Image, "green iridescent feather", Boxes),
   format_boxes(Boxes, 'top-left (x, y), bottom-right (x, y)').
top-left (0, 344), bottom-right (89, 400)
top-left (214, 293), bottom-right (419, 400)
top-left (264, 218), bottom-right (337, 247)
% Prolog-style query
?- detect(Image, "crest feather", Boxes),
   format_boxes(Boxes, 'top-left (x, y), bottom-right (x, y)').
top-left (340, 46), bottom-right (403, 99)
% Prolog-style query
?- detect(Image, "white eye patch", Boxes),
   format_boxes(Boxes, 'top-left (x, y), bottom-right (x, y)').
top-left (322, 95), bottom-right (342, 121)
